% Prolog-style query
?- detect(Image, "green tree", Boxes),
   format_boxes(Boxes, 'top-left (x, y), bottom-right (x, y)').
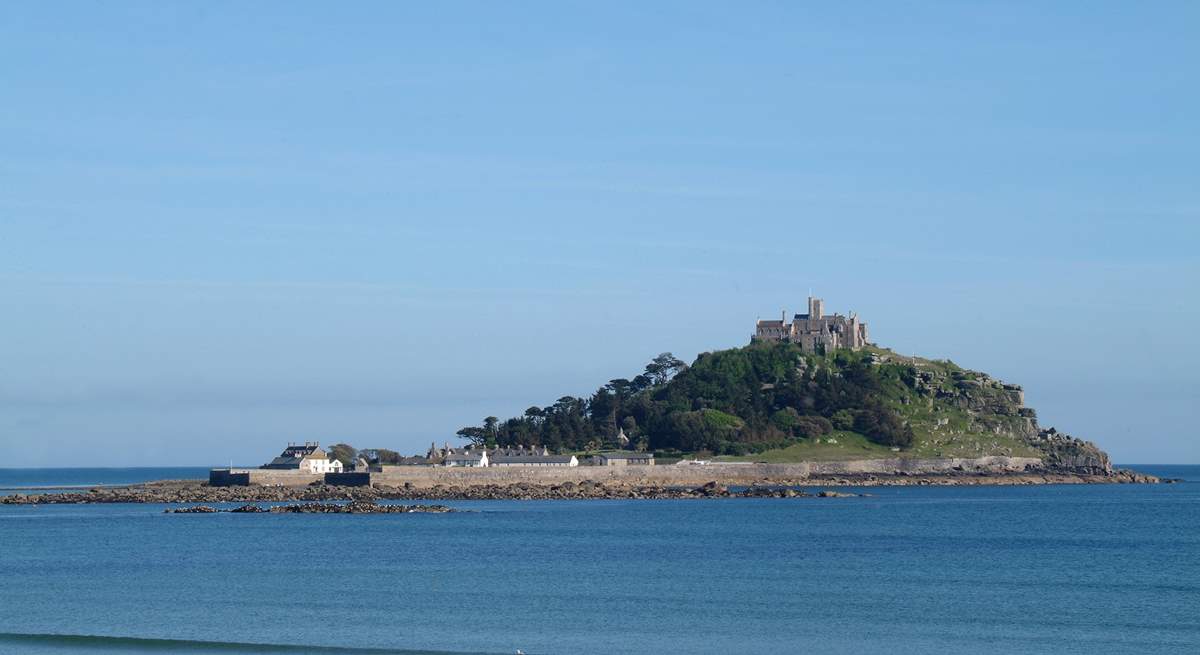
top-left (360, 448), bottom-right (403, 465)
top-left (455, 426), bottom-right (487, 447)
top-left (327, 443), bottom-right (358, 467)
top-left (644, 352), bottom-right (687, 386)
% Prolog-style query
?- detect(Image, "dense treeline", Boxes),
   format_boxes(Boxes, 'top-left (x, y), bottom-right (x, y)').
top-left (457, 343), bottom-right (915, 456)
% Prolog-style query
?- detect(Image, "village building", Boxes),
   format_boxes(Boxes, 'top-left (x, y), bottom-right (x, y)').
top-left (443, 450), bottom-right (489, 467)
top-left (490, 454), bottom-right (579, 467)
top-left (753, 296), bottom-right (869, 351)
top-left (593, 452), bottom-right (655, 466)
top-left (260, 442), bottom-right (343, 473)
top-left (488, 445), bottom-right (550, 458)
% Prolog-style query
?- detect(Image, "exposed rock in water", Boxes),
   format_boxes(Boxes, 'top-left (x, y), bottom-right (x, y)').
top-left (817, 490), bottom-right (863, 498)
top-left (743, 486), bottom-right (807, 498)
top-left (268, 502), bottom-right (454, 514)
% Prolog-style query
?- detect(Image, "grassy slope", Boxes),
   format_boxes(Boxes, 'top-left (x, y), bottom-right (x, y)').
top-left (718, 431), bottom-right (894, 462)
top-left (717, 346), bottom-right (1043, 463)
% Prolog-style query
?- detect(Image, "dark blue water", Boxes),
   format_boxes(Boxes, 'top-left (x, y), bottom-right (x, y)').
top-left (0, 467), bottom-right (211, 492)
top-left (0, 466), bottom-right (1197, 655)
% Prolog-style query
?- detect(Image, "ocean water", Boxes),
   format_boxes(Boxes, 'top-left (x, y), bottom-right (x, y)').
top-left (0, 468), bottom-right (213, 493)
top-left (0, 465), bottom-right (1197, 655)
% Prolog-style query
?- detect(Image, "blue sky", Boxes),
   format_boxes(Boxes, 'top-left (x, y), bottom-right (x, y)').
top-left (2, 2), bottom-right (1197, 466)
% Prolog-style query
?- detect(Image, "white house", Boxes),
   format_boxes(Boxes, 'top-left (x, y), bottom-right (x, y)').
top-left (261, 442), bottom-right (342, 473)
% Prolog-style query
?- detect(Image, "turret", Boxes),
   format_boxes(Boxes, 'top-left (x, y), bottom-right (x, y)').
top-left (808, 297), bottom-right (824, 319)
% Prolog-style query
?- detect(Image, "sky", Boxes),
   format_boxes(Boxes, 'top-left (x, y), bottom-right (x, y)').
top-left (1, 2), bottom-right (1197, 467)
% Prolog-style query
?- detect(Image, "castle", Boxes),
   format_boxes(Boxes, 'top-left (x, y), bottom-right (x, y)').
top-left (753, 297), bottom-right (869, 351)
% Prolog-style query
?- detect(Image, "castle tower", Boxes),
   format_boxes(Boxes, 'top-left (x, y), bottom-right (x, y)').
top-left (808, 297), bottom-right (824, 319)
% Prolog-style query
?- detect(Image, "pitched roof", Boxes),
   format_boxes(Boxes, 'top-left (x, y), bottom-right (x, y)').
top-left (598, 452), bottom-right (654, 459)
top-left (491, 455), bottom-right (575, 464)
top-left (261, 456), bottom-right (303, 469)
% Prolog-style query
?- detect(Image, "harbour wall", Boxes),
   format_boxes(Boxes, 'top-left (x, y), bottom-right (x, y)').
top-left (369, 456), bottom-right (1041, 487)
top-left (209, 469), bottom-right (323, 487)
top-left (209, 456), bottom-right (1041, 487)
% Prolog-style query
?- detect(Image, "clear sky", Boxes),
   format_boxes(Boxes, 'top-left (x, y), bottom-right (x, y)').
top-left (2, 2), bottom-right (1197, 467)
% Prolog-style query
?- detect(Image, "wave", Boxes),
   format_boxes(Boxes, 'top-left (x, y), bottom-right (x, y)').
top-left (0, 633), bottom-right (508, 655)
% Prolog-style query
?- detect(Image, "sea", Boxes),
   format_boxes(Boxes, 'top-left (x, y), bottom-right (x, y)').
top-left (0, 465), bottom-right (1196, 655)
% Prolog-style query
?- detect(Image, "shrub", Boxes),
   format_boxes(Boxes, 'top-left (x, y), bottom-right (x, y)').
top-left (853, 404), bottom-right (914, 448)
top-left (831, 409), bottom-right (857, 431)
top-left (793, 415), bottom-right (833, 438)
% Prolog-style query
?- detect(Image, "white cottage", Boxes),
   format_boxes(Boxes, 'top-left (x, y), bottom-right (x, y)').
top-left (261, 442), bottom-right (342, 473)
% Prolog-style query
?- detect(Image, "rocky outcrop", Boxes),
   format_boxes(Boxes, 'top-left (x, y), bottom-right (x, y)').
top-left (904, 360), bottom-right (1123, 470)
top-left (1029, 428), bottom-right (1113, 474)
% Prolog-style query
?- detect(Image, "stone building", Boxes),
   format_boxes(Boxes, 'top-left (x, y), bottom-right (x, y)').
top-left (260, 442), bottom-right (343, 474)
top-left (490, 454), bottom-right (579, 467)
top-left (443, 450), bottom-right (489, 467)
top-left (593, 452), bottom-right (655, 466)
top-left (753, 297), bottom-right (869, 351)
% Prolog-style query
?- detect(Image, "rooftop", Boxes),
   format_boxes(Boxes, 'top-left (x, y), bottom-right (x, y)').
top-left (491, 455), bottom-right (575, 464)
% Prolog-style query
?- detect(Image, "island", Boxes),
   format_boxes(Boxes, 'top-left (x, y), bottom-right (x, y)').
top-left (1, 297), bottom-right (1157, 506)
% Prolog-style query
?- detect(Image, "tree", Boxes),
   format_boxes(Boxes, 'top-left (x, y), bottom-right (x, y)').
top-left (456, 426), bottom-right (487, 447)
top-left (327, 443), bottom-right (358, 467)
top-left (644, 352), bottom-right (687, 386)
top-left (483, 416), bottom-right (500, 447)
top-left (447, 342), bottom-right (924, 456)
top-left (589, 387), bottom-right (617, 441)
top-left (853, 402), bottom-right (914, 447)
top-left (621, 415), bottom-right (638, 437)
top-left (360, 448), bottom-right (402, 465)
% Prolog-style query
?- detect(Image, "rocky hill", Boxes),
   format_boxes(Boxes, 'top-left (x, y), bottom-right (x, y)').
top-left (874, 348), bottom-right (1113, 474)
top-left (457, 342), bottom-right (1116, 475)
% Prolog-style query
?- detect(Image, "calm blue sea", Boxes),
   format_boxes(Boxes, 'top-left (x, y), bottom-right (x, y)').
top-left (0, 465), bottom-right (1197, 655)
top-left (0, 467), bottom-right (212, 492)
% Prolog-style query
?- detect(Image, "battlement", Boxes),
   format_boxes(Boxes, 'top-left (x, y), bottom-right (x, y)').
top-left (753, 297), bottom-right (869, 351)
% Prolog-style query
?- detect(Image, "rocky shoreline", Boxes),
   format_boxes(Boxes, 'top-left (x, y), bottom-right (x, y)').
top-left (0, 468), bottom-right (1157, 505)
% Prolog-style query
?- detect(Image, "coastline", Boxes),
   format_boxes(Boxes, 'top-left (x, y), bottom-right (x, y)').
top-left (0, 467), bottom-right (1158, 505)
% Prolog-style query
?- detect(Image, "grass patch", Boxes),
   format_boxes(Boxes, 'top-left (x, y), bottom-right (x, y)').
top-left (716, 431), bottom-right (897, 462)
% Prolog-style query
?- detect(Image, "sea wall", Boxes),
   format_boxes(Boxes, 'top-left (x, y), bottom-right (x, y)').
top-left (209, 456), bottom-right (1042, 488)
top-left (367, 456), bottom-right (1042, 488)
top-left (209, 469), bottom-right (323, 487)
